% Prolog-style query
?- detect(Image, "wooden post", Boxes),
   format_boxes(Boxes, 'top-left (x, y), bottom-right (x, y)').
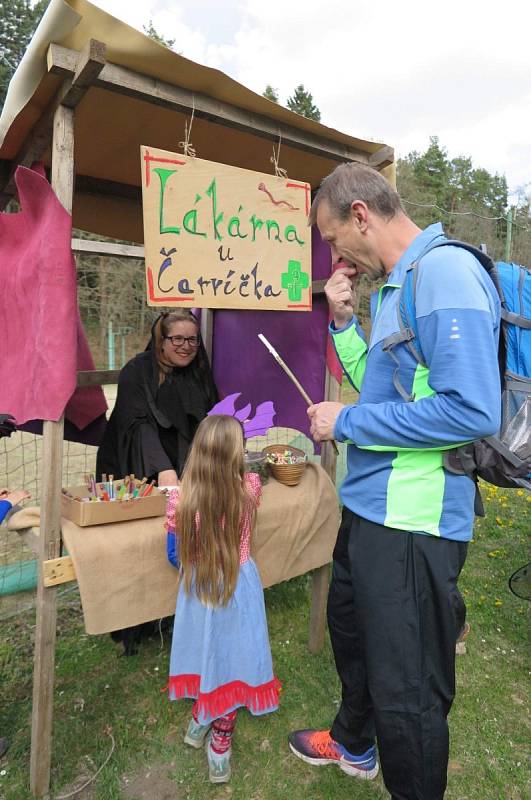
top-left (307, 369), bottom-right (342, 652)
top-left (308, 563), bottom-right (331, 653)
top-left (30, 103), bottom-right (74, 798)
top-left (200, 309), bottom-right (214, 364)
top-left (320, 369), bottom-right (341, 481)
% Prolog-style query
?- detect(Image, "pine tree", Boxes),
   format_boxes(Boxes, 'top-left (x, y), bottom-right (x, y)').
top-left (400, 136), bottom-right (508, 219)
top-left (286, 84), bottom-right (321, 121)
top-left (0, 0), bottom-right (47, 110)
top-left (396, 137), bottom-right (512, 256)
top-left (262, 85), bottom-right (279, 103)
top-left (143, 19), bottom-right (175, 49)
top-left (412, 136), bottom-right (451, 208)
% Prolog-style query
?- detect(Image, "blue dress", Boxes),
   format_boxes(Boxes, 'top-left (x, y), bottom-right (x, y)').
top-left (167, 473), bottom-right (280, 725)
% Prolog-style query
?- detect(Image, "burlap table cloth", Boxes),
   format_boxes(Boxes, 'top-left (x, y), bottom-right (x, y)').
top-left (60, 462), bottom-right (340, 634)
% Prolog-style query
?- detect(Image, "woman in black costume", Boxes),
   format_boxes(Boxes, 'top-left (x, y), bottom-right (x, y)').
top-left (97, 309), bottom-right (218, 487)
top-left (96, 309), bottom-right (218, 654)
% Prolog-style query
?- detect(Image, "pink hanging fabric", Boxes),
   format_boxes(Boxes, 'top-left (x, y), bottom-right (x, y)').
top-left (0, 165), bottom-right (107, 426)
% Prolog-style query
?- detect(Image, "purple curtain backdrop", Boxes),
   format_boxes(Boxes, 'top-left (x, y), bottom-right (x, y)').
top-left (212, 227), bottom-right (332, 448)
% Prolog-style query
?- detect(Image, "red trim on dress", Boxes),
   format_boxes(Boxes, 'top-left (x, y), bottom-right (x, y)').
top-left (168, 674), bottom-right (281, 719)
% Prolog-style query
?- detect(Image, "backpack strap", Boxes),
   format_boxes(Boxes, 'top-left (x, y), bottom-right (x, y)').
top-left (397, 260), bottom-right (426, 365)
top-left (381, 331), bottom-right (416, 402)
top-left (506, 374), bottom-right (531, 393)
top-left (502, 309), bottom-right (531, 329)
top-left (382, 237), bottom-right (500, 402)
top-left (444, 445), bottom-right (486, 516)
top-left (483, 434), bottom-right (530, 469)
top-left (381, 262), bottom-right (424, 402)
top-left (381, 240), bottom-right (445, 400)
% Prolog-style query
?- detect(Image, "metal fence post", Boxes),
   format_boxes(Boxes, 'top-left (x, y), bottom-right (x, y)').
top-left (107, 319), bottom-right (115, 370)
top-left (505, 207), bottom-right (513, 263)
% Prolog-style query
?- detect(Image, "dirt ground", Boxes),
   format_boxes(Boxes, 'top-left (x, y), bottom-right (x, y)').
top-left (121, 762), bottom-right (184, 800)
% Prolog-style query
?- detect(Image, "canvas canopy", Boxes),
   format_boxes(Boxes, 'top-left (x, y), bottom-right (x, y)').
top-left (0, 0), bottom-right (394, 243)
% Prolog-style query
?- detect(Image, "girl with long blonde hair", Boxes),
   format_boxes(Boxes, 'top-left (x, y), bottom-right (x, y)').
top-left (165, 415), bottom-right (280, 783)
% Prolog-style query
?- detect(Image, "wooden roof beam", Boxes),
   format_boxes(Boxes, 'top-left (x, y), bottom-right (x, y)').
top-left (75, 173), bottom-right (141, 202)
top-left (53, 38), bottom-right (106, 110)
top-left (1, 40), bottom-right (106, 198)
top-left (47, 44), bottom-right (375, 167)
top-left (71, 238), bottom-right (144, 258)
top-left (369, 145), bottom-right (395, 170)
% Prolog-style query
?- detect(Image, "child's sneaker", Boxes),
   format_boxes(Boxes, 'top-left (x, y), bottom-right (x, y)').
top-left (184, 717), bottom-right (211, 749)
top-left (206, 741), bottom-right (231, 783)
top-left (288, 729), bottom-right (379, 780)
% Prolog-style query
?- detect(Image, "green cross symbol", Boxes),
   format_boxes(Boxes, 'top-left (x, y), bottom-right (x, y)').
top-left (281, 260), bottom-right (309, 302)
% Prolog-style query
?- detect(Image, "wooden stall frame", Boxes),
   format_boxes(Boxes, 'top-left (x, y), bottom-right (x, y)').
top-left (0, 36), bottom-right (394, 798)
top-left (30, 104), bottom-right (74, 799)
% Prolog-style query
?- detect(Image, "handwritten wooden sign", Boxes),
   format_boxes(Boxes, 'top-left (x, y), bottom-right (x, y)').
top-left (141, 147), bottom-right (312, 310)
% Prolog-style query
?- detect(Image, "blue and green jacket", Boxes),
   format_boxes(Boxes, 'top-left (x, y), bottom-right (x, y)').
top-left (332, 223), bottom-right (501, 541)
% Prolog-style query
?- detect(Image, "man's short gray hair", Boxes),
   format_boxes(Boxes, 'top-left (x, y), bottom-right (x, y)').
top-left (309, 162), bottom-right (403, 226)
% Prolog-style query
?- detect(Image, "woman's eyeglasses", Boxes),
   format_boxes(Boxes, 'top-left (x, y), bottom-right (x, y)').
top-left (164, 335), bottom-right (201, 348)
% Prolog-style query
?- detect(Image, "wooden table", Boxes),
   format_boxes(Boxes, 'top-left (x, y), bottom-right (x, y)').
top-left (17, 462), bottom-right (340, 652)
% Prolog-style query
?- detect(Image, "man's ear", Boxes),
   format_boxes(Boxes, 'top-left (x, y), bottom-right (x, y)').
top-left (350, 200), bottom-right (369, 232)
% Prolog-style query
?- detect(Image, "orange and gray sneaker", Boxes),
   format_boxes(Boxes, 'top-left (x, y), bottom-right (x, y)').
top-left (288, 729), bottom-right (379, 780)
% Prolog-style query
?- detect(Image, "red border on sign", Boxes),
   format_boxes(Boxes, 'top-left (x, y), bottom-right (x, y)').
top-left (143, 149), bottom-right (186, 188)
top-left (147, 267), bottom-right (195, 302)
top-left (286, 181), bottom-right (311, 215)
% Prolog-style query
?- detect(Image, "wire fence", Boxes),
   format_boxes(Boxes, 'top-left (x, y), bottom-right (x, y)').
top-left (402, 200), bottom-right (530, 264)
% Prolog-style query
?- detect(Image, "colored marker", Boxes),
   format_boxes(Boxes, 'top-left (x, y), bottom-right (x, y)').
top-left (142, 480), bottom-right (155, 497)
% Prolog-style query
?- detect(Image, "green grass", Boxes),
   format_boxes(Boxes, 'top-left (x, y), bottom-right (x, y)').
top-left (0, 487), bottom-right (528, 800)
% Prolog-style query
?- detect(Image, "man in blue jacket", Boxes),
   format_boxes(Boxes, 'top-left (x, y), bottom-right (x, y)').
top-left (288, 163), bottom-right (501, 799)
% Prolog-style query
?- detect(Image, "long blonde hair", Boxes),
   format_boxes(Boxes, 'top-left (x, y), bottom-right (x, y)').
top-left (178, 415), bottom-right (255, 606)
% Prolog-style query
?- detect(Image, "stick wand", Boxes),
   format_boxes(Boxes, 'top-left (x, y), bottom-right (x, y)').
top-left (257, 333), bottom-right (339, 455)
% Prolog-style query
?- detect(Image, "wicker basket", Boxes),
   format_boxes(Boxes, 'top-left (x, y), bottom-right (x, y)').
top-left (262, 445), bottom-right (308, 486)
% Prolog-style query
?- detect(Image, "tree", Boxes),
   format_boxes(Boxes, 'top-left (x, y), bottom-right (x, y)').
top-left (0, 0), bottom-right (47, 109)
top-left (143, 19), bottom-right (175, 49)
top-left (262, 85), bottom-right (279, 103)
top-left (286, 84), bottom-right (321, 121)
top-left (412, 136), bottom-right (452, 207)
top-left (399, 136), bottom-right (508, 218)
top-left (396, 137), bottom-right (512, 258)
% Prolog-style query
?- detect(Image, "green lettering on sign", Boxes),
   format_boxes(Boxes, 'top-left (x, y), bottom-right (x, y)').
top-left (183, 208), bottom-right (207, 237)
top-left (154, 168), bottom-right (180, 235)
top-left (205, 178), bottom-right (224, 241)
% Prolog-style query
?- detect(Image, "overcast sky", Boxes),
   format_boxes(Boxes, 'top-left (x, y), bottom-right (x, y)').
top-left (92, 0), bottom-right (531, 201)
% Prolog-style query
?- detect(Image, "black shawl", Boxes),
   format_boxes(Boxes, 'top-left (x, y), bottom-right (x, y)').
top-left (96, 340), bottom-right (218, 482)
